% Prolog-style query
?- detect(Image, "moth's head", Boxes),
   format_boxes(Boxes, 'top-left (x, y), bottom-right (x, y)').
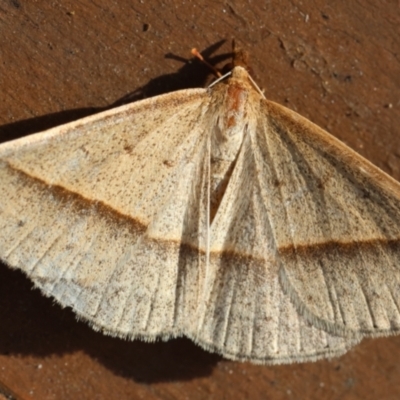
top-left (220, 39), bottom-right (254, 77)
top-left (191, 41), bottom-right (263, 97)
top-left (219, 41), bottom-right (264, 98)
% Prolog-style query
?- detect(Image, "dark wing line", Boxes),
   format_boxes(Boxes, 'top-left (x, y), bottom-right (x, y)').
top-left (251, 110), bottom-right (352, 337)
top-left (257, 99), bottom-right (400, 336)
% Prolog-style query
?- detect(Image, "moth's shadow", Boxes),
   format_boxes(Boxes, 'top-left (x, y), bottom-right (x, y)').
top-left (0, 264), bottom-right (222, 383)
top-left (0, 40), bottom-right (232, 382)
top-left (0, 40), bottom-right (231, 144)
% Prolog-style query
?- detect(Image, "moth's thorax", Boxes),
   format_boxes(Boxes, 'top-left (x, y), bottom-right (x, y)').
top-left (211, 67), bottom-right (257, 162)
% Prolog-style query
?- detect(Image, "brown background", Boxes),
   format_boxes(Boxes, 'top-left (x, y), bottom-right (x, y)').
top-left (0, 0), bottom-right (400, 399)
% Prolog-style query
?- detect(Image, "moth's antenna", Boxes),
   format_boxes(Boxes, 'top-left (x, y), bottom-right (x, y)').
top-left (206, 124), bottom-right (211, 278)
top-left (208, 71), bottom-right (232, 88)
top-left (247, 74), bottom-right (266, 98)
top-left (191, 48), bottom-right (222, 78)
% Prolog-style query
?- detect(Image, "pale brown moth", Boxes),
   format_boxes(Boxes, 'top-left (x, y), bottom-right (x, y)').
top-left (1, 43), bottom-right (400, 365)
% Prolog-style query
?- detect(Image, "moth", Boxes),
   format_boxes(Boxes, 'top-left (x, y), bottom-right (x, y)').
top-left (1, 43), bottom-right (400, 365)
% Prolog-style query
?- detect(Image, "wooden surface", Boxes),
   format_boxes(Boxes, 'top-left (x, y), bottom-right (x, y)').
top-left (0, 1), bottom-right (399, 399)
